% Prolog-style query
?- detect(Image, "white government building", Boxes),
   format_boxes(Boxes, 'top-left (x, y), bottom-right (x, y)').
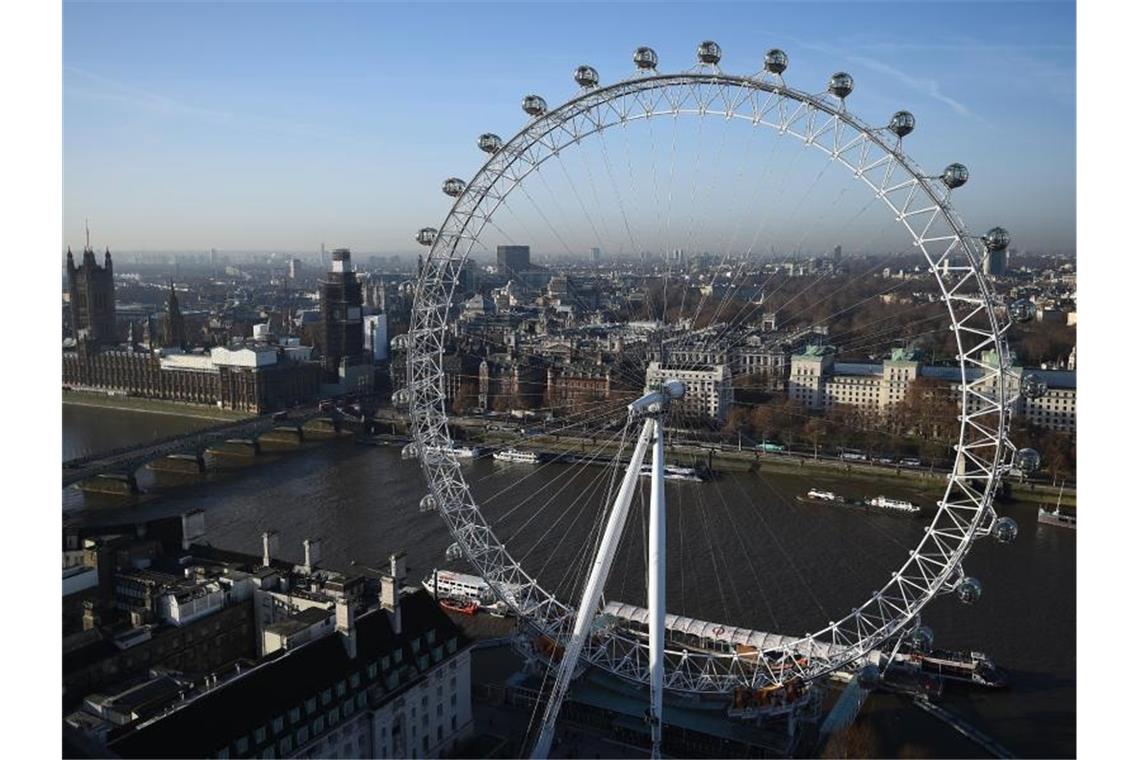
top-left (645, 361), bottom-right (734, 422)
top-left (788, 346), bottom-right (1076, 433)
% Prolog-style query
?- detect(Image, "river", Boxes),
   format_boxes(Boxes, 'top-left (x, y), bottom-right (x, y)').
top-left (62, 403), bottom-right (1076, 758)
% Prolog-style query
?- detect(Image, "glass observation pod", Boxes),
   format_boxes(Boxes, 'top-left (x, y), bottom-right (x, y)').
top-left (478, 133), bottom-right (503, 154)
top-left (1008, 298), bottom-right (1036, 323)
top-left (633, 46), bottom-right (658, 70)
top-left (1021, 372), bottom-right (1048, 399)
top-left (764, 49), bottom-right (788, 74)
top-left (442, 177), bottom-right (466, 197)
top-left (1013, 447), bottom-right (1042, 474)
top-left (984, 226), bottom-right (1011, 251)
top-left (889, 111), bottom-right (916, 138)
top-left (697, 40), bottom-right (722, 65)
top-left (522, 95), bottom-right (547, 116)
top-left (957, 577), bottom-right (983, 605)
top-left (415, 227), bottom-right (437, 246)
top-left (574, 65), bottom-right (599, 88)
top-left (828, 72), bottom-right (854, 99)
top-left (993, 516), bottom-right (1019, 544)
top-left (942, 163), bottom-right (969, 189)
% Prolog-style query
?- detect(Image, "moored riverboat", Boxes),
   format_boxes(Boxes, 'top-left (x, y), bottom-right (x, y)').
top-left (868, 495), bottom-right (921, 514)
top-left (493, 448), bottom-right (542, 464)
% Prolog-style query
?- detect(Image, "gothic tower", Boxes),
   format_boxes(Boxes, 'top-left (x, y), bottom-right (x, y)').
top-left (163, 280), bottom-right (186, 349)
top-left (66, 243), bottom-right (116, 344)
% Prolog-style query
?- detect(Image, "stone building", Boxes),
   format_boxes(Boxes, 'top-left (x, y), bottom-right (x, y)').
top-left (107, 587), bottom-right (474, 759)
top-left (545, 360), bottom-right (613, 411)
top-left (645, 361), bottom-right (733, 423)
top-left (62, 345), bottom-right (321, 413)
top-left (66, 245), bottom-right (116, 344)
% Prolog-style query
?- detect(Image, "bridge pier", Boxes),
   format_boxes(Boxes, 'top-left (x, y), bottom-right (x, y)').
top-left (259, 425), bottom-right (305, 447)
top-left (147, 453), bottom-right (207, 474)
top-left (208, 438), bottom-right (262, 457)
top-left (302, 417), bottom-right (342, 439)
top-left (78, 472), bottom-right (139, 495)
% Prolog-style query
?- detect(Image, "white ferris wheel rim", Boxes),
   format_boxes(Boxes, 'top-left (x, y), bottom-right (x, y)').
top-left (407, 66), bottom-right (1015, 694)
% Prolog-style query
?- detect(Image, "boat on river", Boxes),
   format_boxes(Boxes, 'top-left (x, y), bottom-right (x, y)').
top-left (638, 463), bottom-right (706, 482)
top-left (1038, 481), bottom-right (1075, 529)
top-left (493, 448), bottom-right (541, 464)
top-left (797, 488), bottom-right (850, 505)
top-left (868, 495), bottom-right (921, 514)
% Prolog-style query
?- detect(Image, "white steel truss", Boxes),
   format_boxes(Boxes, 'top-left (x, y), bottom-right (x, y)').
top-left (408, 68), bottom-right (1016, 695)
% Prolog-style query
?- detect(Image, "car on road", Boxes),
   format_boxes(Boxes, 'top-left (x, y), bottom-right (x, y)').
top-left (272, 411), bottom-right (289, 422)
top-left (900, 457), bottom-right (923, 468)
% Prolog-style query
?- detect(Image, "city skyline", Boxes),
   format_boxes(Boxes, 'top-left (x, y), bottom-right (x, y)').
top-left (64, 1), bottom-right (1076, 254)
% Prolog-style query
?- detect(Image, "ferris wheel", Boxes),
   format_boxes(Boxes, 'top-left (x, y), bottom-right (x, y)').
top-left (407, 41), bottom-right (1039, 757)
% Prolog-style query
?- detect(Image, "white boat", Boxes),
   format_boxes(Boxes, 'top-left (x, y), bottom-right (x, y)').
top-left (806, 488), bottom-right (844, 503)
top-left (493, 448), bottom-right (541, 464)
top-left (638, 464), bottom-right (705, 482)
top-left (422, 570), bottom-right (492, 606)
top-left (869, 495), bottom-right (921, 513)
top-left (419, 444), bottom-right (483, 461)
top-left (422, 570), bottom-right (524, 614)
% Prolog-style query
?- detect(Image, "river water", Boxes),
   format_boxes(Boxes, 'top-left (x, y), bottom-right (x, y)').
top-left (62, 404), bottom-right (1076, 758)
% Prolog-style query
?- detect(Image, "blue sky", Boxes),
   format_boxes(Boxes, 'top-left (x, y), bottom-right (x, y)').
top-left (63, 1), bottom-right (1075, 255)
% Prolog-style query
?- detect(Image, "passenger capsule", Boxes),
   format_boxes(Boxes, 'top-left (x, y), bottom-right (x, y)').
top-left (911, 625), bottom-right (934, 653)
top-left (442, 177), bottom-right (466, 197)
top-left (889, 110), bottom-right (916, 138)
top-left (984, 226), bottom-right (1011, 252)
top-left (415, 227), bottom-right (437, 247)
top-left (764, 48), bottom-right (788, 75)
top-left (522, 95), bottom-right (547, 117)
top-left (828, 72), bottom-right (854, 99)
top-left (1008, 298), bottom-right (1036, 323)
top-left (574, 65), bottom-right (599, 88)
top-left (993, 516), bottom-right (1019, 544)
top-left (942, 163), bottom-right (969, 189)
top-left (857, 664), bottom-right (881, 690)
top-left (1013, 447), bottom-right (1042, 474)
top-left (634, 46), bottom-right (658, 70)
top-left (1021, 372), bottom-right (1047, 400)
top-left (957, 577), bottom-right (983, 605)
top-left (697, 40), bottom-right (722, 65)
top-left (478, 133), bottom-right (503, 154)
top-left (419, 494), bottom-right (438, 512)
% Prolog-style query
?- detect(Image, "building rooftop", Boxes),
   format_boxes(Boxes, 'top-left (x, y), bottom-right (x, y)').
top-left (108, 590), bottom-right (469, 758)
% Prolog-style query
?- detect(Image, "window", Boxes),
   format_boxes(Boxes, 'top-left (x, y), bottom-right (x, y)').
top-left (272, 716), bottom-right (284, 734)
top-left (289, 706), bottom-right (300, 723)
top-left (336, 680), bottom-right (347, 697)
top-left (254, 726), bottom-right (267, 744)
top-left (235, 737), bottom-right (249, 754)
top-left (350, 672), bottom-right (361, 688)
top-left (305, 697), bottom-right (317, 714)
top-left (321, 688), bottom-right (332, 705)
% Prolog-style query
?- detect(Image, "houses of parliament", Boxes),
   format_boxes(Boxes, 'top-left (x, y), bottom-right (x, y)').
top-left (62, 242), bottom-right (321, 413)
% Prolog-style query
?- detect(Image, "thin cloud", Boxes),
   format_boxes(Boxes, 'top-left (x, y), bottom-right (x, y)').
top-left (64, 66), bottom-right (354, 140)
top-left (65, 66), bottom-right (238, 124)
top-left (846, 55), bottom-right (973, 118)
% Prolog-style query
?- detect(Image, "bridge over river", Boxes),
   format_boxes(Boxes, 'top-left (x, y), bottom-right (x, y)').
top-left (62, 404), bottom-right (351, 490)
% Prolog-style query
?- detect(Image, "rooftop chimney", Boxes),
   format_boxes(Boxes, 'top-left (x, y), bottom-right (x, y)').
top-left (303, 538), bottom-right (322, 574)
top-left (380, 551), bottom-right (406, 636)
top-left (261, 530), bottom-right (279, 568)
top-left (336, 597), bottom-right (357, 658)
